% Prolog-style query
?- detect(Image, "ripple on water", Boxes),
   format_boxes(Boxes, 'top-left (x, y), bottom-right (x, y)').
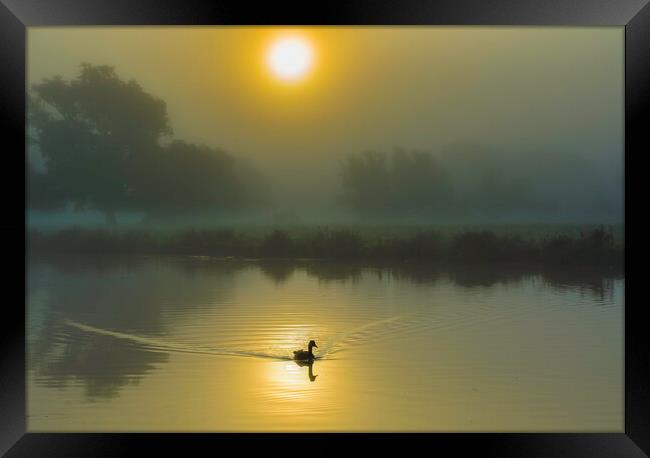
top-left (27, 259), bottom-right (623, 431)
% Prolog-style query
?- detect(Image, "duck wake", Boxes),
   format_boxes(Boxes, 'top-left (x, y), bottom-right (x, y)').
top-left (62, 313), bottom-right (427, 362)
top-left (63, 319), bottom-right (295, 360)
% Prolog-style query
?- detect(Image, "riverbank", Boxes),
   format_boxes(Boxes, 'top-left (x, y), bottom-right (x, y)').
top-left (27, 226), bottom-right (623, 270)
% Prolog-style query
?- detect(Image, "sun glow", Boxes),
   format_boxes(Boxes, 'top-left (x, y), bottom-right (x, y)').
top-left (266, 36), bottom-right (314, 82)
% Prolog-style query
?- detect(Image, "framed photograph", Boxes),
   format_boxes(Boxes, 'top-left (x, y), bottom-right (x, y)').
top-left (2, 0), bottom-right (648, 455)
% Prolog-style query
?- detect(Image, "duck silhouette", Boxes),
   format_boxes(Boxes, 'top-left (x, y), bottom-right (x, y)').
top-left (293, 340), bottom-right (318, 362)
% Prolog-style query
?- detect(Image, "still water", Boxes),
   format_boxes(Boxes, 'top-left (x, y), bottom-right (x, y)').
top-left (27, 256), bottom-right (623, 431)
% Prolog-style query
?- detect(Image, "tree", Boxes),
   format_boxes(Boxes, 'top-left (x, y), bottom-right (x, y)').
top-left (339, 151), bottom-right (391, 213)
top-left (29, 64), bottom-right (171, 223)
top-left (135, 140), bottom-right (267, 218)
top-left (28, 63), bottom-right (267, 223)
top-left (339, 149), bottom-right (454, 216)
top-left (389, 148), bottom-right (453, 213)
top-left (27, 95), bottom-right (66, 211)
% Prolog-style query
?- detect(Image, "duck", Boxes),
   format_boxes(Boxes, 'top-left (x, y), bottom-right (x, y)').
top-left (293, 340), bottom-right (318, 361)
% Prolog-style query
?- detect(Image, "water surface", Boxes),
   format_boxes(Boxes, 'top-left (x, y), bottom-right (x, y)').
top-left (27, 256), bottom-right (623, 431)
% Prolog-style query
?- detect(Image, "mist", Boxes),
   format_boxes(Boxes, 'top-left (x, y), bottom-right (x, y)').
top-left (27, 27), bottom-right (623, 229)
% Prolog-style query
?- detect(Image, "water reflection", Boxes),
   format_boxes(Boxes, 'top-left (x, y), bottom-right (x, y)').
top-left (28, 255), bottom-right (240, 400)
top-left (258, 260), bottom-right (296, 284)
top-left (29, 319), bottom-right (168, 400)
top-left (27, 254), bottom-right (623, 430)
top-left (28, 254), bottom-right (621, 297)
top-left (294, 359), bottom-right (318, 382)
top-left (540, 267), bottom-right (618, 301)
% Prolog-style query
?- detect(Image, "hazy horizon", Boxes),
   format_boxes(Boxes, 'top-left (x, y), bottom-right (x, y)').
top-left (27, 26), bottom-right (624, 226)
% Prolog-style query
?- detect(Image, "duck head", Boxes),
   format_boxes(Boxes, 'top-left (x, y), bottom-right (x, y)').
top-left (308, 340), bottom-right (318, 352)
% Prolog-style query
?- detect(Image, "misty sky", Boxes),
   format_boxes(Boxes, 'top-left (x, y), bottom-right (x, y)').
top-left (27, 27), bottom-right (624, 222)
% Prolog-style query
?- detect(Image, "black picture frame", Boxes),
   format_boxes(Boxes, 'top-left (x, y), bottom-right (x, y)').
top-left (2, 0), bottom-right (648, 455)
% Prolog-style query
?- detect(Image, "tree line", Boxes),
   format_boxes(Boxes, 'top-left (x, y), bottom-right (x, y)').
top-left (27, 63), bottom-right (617, 225)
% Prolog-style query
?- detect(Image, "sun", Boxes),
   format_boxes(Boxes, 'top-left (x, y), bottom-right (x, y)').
top-left (266, 36), bottom-right (314, 82)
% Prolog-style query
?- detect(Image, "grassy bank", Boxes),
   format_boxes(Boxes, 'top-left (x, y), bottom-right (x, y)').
top-left (27, 226), bottom-right (623, 270)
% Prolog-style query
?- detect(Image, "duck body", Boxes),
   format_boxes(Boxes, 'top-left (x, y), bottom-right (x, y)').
top-left (292, 349), bottom-right (315, 361)
top-left (293, 340), bottom-right (318, 361)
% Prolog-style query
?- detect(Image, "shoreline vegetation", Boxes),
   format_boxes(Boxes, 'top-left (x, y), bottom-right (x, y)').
top-left (28, 226), bottom-right (623, 272)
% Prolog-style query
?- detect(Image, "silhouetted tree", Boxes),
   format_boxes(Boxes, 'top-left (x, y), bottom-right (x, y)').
top-left (339, 149), bottom-right (453, 216)
top-left (340, 151), bottom-right (391, 213)
top-left (136, 141), bottom-right (238, 216)
top-left (29, 64), bottom-right (171, 223)
top-left (28, 63), bottom-right (268, 224)
top-left (27, 162), bottom-right (66, 211)
top-left (390, 148), bottom-right (453, 213)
